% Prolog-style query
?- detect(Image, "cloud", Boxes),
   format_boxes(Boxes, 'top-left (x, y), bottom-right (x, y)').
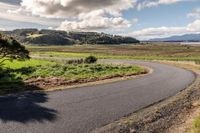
top-left (0, 28), bottom-right (5, 31)
top-left (9, 0), bottom-right (194, 31)
top-left (137, 0), bottom-right (191, 10)
top-left (58, 16), bottom-right (132, 31)
top-left (19, 0), bottom-right (136, 31)
top-left (20, 0), bottom-right (191, 16)
top-left (187, 19), bottom-right (200, 31)
top-left (0, 0), bottom-right (196, 33)
top-left (127, 19), bottom-right (200, 40)
top-left (188, 8), bottom-right (200, 19)
top-left (21, 0), bottom-right (134, 18)
top-left (0, 2), bottom-right (61, 27)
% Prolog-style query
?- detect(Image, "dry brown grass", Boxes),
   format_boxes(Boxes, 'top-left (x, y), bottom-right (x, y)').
top-left (27, 44), bottom-right (200, 57)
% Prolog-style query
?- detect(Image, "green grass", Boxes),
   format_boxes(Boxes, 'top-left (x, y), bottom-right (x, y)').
top-left (0, 59), bottom-right (56, 94)
top-left (0, 58), bottom-right (146, 95)
top-left (2, 59), bottom-right (56, 69)
top-left (0, 59), bottom-right (56, 83)
top-left (1, 62), bottom-right (145, 82)
top-left (30, 63), bottom-right (145, 80)
top-left (187, 114), bottom-right (200, 133)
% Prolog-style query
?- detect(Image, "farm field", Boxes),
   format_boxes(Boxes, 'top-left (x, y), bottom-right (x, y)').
top-left (27, 44), bottom-right (200, 63)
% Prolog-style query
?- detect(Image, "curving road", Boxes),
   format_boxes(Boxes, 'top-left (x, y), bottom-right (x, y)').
top-left (0, 60), bottom-right (195, 133)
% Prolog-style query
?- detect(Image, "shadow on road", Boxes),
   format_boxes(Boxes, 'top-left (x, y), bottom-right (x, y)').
top-left (0, 91), bottom-right (58, 123)
top-left (0, 67), bottom-right (58, 123)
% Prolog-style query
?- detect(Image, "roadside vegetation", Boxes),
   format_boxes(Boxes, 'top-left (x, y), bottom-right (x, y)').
top-left (0, 58), bottom-right (146, 95)
top-left (189, 114), bottom-right (200, 133)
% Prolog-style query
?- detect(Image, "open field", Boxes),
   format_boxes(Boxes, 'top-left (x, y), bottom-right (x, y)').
top-left (27, 44), bottom-right (200, 63)
top-left (2, 59), bottom-right (56, 69)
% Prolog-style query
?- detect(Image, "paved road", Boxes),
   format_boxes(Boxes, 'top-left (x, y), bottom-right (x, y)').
top-left (0, 60), bottom-right (195, 133)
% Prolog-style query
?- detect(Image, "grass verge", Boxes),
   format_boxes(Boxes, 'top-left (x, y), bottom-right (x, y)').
top-left (189, 114), bottom-right (200, 133)
top-left (0, 59), bottom-right (146, 95)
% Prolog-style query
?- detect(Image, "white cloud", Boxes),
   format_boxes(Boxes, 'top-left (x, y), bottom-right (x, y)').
top-left (21, 0), bottom-right (134, 18)
top-left (4, 0), bottom-right (193, 31)
top-left (0, 2), bottom-right (61, 27)
top-left (188, 8), bottom-right (200, 19)
top-left (127, 19), bottom-right (200, 40)
top-left (187, 19), bottom-right (200, 31)
top-left (20, 0), bottom-right (189, 17)
top-left (19, 0), bottom-right (136, 31)
top-left (0, 28), bottom-right (5, 31)
top-left (137, 0), bottom-right (191, 10)
top-left (58, 16), bottom-right (131, 31)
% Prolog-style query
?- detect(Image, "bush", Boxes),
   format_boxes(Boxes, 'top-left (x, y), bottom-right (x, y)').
top-left (66, 59), bottom-right (84, 64)
top-left (84, 56), bottom-right (97, 64)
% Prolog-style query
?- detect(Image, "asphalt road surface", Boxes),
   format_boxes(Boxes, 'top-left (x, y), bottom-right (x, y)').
top-left (0, 60), bottom-right (195, 133)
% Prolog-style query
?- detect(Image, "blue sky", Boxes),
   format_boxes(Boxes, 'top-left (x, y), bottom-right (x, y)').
top-left (0, 0), bottom-right (200, 40)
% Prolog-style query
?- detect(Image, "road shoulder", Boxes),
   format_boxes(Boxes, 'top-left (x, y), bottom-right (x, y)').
top-left (92, 61), bottom-right (199, 133)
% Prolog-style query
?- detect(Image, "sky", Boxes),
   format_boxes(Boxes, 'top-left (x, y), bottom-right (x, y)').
top-left (0, 0), bottom-right (200, 40)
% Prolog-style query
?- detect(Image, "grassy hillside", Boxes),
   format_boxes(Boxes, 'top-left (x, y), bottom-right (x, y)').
top-left (1, 29), bottom-right (139, 45)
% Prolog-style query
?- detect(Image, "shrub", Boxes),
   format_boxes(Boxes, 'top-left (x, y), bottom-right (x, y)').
top-left (66, 59), bottom-right (84, 64)
top-left (84, 56), bottom-right (97, 64)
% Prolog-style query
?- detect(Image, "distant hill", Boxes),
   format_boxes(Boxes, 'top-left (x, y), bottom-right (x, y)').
top-left (149, 34), bottom-right (200, 42)
top-left (0, 29), bottom-right (139, 45)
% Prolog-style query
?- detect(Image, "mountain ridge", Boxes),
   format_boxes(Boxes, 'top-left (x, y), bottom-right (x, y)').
top-left (149, 33), bottom-right (200, 42)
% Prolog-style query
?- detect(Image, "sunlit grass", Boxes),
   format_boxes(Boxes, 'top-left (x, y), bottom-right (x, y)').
top-left (30, 63), bottom-right (145, 80)
top-left (2, 59), bottom-right (56, 69)
top-left (187, 113), bottom-right (200, 133)
top-left (1, 62), bottom-right (145, 81)
top-left (0, 57), bottom-right (146, 95)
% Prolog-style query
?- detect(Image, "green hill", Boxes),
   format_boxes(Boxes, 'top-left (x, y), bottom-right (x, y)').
top-left (1, 29), bottom-right (139, 45)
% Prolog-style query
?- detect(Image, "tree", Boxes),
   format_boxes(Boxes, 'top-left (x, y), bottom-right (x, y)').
top-left (0, 33), bottom-right (30, 66)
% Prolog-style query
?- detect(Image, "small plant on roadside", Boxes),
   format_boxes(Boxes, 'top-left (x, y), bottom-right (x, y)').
top-left (84, 56), bottom-right (97, 64)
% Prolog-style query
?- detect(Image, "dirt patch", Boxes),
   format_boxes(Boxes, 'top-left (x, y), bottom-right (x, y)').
top-left (166, 101), bottom-right (200, 133)
top-left (92, 61), bottom-right (200, 133)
